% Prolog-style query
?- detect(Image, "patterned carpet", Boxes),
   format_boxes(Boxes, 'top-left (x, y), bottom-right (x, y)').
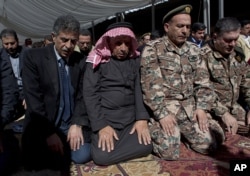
top-left (70, 133), bottom-right (250, 176)
top-left (5, 118), bottom-right (250, 176)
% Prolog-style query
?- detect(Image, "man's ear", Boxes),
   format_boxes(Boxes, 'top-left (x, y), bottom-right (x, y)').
top-left (164, 23), bottom-right (169, 33)
top-left (51, 32), bottom-right (56, 42)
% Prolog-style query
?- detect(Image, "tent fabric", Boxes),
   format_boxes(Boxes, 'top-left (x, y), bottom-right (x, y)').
top-left (0, 0), bottom-right (164, 41)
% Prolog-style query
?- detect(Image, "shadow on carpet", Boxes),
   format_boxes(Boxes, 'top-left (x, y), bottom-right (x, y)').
top-left (71, 133), bottom-right (250, 176)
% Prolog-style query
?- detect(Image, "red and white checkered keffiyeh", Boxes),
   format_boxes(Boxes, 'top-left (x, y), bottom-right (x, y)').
top-left (87, 27), bottom-right (139, 68)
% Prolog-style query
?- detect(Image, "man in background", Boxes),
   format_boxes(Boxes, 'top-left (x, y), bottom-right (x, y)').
top-left (0, 51), bottom-right (20, 175)
top-left (43, 34), bottom-right (53, 46)
top-left (187, 22), bottom-right (207, 48)
top-left (236, 19), bottom-right (250, 63)
top-left (24, 38), bottom-right (33, 48)
top-left (137, 32), bottom-right (151, 53)
top-left (75, 28), bottom-right (94, 58)
top-left (0, 29), bottom-right (28, 121)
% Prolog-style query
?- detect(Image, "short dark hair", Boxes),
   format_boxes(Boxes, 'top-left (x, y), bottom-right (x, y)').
top-left (44, 35), bottom-right (53, 42)
top-left (240, 19), bottom-right (250, 27)
top-left (79, 28), bottom-right (92, 37)
top-left (214, 17), bottom-right (240, 36)
top-left (191, 22), bottom-right (206, 32)
top-left (0, 28), bottom-right (19, 42)
top-left (141, 32), bottom-right (151, 40)
top-left (25, 38), bottom-right (32, 45)
top-left (150, 30), bottom-right (161, 40)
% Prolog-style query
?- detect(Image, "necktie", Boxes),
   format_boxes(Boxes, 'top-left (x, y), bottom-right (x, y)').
top-left (59, 58), bottom-right (71, 121)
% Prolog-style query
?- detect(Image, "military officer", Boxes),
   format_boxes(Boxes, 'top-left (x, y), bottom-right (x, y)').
top-left (201, 17), bottom-right (250, 137)
top-left (140, 4), bottom-right (225, 160)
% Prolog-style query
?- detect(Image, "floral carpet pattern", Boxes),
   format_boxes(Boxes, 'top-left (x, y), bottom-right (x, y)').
top-left (70, 155), bottom-right (168, 176)
top-left (70, 134), bottom-right (250, 176)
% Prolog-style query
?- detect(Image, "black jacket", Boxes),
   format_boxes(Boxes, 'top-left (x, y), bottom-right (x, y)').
top-left (22, 44), bottom-right (89, 136)
top-left (0, 54), bottom-right (19, 130)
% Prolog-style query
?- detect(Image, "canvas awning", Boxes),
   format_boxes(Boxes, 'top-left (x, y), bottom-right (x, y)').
top-left (0, 0), bottom-right (167, 41)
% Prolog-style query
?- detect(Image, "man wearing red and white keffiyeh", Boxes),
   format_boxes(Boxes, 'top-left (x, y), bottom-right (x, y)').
top-left (83, 22), bottom-right (152, 166)
top-left (86, 22), bottom-right (140, 68)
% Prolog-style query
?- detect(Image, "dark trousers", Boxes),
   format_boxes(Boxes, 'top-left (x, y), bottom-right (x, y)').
top-left (0, 130), bottom-right (21, 176)
top-left (91, 123), bottom-right (153, 165)
top-left (21, 118), bottom-right (71, 172)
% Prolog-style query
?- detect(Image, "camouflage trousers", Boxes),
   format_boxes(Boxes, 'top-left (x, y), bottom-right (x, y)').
top-left (149, 108), bottom-right (225, 160)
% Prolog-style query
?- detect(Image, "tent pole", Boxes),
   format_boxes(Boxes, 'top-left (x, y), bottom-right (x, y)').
top-left (218, 0), bottom-right (224, 19)
top-left (91, 21), bottom-right (95, 44)
top-left (151, 0), bottom-right (155, 32)
top-left (203, 0), bottom-right (210, 34)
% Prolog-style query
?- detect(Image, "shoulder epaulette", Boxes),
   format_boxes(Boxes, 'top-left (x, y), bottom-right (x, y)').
top-left (234, 46), bottom-right (245, 63)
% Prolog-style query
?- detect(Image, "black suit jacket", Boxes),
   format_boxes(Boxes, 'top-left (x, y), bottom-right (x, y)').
top-left (0, 46), bottom-right (28, 101)
top-left (0, 55), bottom-right (19, 130)
top-left (187, 36), bottom-right (206, 48)
top-left (22, 44), bottom-right (88, 136)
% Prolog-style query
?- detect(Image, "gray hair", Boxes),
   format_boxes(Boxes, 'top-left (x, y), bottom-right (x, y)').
top-left (52, 15), bottom-right (80, 35)
top-left (214, 17), bottom-right (241, 36)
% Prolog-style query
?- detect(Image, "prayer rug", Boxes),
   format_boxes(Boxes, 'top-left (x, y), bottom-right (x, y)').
top-left (71, 133), bottom-right (250, 176)
top-left (70, 154), bottom-right (169, 176)
top-left (157, 133), bottom-right (250, 176)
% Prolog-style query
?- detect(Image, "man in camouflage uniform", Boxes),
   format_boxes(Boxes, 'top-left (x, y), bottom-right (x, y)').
top-left (200, 17), bottom-right (250, 136)
top-left (140, 4), bottom-right (225, 160)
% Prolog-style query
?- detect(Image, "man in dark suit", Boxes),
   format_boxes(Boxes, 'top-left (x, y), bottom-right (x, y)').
top-left (0, 52), bottom-right (20, 175)
top-left (22, 15), bottom-right (91, 173)
top-left (0, 29), bottom-right (28, 121)
top-left (187, 22), bottom-right (207, 48)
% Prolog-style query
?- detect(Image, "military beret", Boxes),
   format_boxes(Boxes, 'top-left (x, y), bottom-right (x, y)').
top-left (162, 4), bottom-right (192, 24)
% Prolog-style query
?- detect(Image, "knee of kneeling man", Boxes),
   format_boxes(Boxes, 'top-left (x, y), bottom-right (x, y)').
top-left (91, 151), bottom-right (112, 166)
top-left (191, 141), bottom-right (218, 155)
top-left (161, 154), bottom-right (179, 160)
top-left (71, 153), bottom-right (91, 164)
top-left (153, 148), bottom-right (180, 160)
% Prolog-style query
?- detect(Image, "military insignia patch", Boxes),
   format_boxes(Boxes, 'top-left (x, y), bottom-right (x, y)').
top-left (185, 6), bottom-right (191, 13)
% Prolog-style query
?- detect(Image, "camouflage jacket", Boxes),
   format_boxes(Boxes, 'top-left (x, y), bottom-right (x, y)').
top-left (140, 36), bottom-right (214, 120)
top-left (200, 43), bottom-right (250, 117)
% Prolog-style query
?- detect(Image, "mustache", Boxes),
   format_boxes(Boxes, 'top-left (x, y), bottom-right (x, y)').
top-left (120, 50), bottom-right (129, 55)
top-left (62, 48), bottom-right (71, 52)
top-left (7, 48), bottom-right (16, 53)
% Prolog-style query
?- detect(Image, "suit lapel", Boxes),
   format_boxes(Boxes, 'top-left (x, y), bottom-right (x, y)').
top-left (69, 61), bottom-right (80, 90)
top-left (45, 45), bottom-right (60, 94)
top-left (1, 49), bottom-right (13, 68)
